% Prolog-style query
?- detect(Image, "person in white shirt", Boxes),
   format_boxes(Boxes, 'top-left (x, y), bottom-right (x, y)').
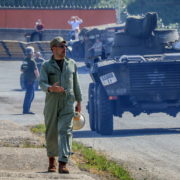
top-left (68, 16), bottom-right (83, 40)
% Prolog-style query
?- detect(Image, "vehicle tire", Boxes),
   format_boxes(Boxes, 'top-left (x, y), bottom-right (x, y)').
top-left (97, 85), bottom-right (113, 135)
top-left (94, 83), bottom-right (99, 133)
top-left (20, 73), bottom-right (25, 90)
top-left (88, 83), bottom-right (96, 131)
top-left (154, 29), bottom-right (179, 44)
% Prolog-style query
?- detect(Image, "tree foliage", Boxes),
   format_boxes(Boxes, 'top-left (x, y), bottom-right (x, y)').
top-left (126, 0), bottom-right (180, 25)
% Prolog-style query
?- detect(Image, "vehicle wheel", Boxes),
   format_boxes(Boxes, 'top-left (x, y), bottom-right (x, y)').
top-left (20, 73), bottom-right (25, 90)
top-left (88, 83), bottom-right (96, 131)
top-left (154, 29), bottom-right (179, 43)
top-left (94, 84), bottom-right (100, 133)
top-left (97, 85), bottom-right (113, 135)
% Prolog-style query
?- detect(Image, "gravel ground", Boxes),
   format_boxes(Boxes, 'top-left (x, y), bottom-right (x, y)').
top-left (0, 119), bottom-right (99, 180)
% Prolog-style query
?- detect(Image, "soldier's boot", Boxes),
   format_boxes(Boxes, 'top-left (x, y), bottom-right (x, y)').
top-left (48, 157), bottom-right (57, 172)
top-left (58, 161), bottom-right (69, 174)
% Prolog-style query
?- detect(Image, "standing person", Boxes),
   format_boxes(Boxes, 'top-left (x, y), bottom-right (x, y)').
top-left (68, 16), bottom-right (83, 40)
top-left (30, 19), bottom-right (44, 41)
top-left (21, 46), bottom-right (39, 114)
top-left (39, 37), bottom-right (82, 173)
top-left (34, 51), bottom-right (45, 90)
top-left (88, 38), bottom-right (103, 64)
top-left (34, 51), bottom-right (45, 73)
top-left (88, 38), bottom-right (103, 58)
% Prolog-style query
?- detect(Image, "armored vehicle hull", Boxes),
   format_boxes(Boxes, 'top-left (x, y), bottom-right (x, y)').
top-left (87, 12), bottom-right (180, 135)
top-left (87, 55), bottom-right (180, 135)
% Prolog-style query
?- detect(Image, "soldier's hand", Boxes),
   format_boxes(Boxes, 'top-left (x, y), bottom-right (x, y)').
top-left (75, 102), bottom-right (81, 112)
top-left (48, 82), bottom-right (65, 93)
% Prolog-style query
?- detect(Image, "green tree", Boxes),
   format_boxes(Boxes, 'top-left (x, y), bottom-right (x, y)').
top-left (126, 0), bottom-right (180, 25)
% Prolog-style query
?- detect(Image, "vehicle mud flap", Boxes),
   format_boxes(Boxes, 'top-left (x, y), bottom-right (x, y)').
top-left (88, 83), bottom-right (96, 131)
top-left (97, 85), bottom-right (113, 135)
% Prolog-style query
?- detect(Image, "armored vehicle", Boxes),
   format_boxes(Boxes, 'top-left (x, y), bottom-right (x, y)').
top-left (87, 12), bottom-right (180, 135)
top-left (69, 24), bottom-right (124, 63)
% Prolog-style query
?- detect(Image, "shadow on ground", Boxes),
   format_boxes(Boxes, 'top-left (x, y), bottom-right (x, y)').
top-left (77, 65), bottom-right (89, 74)
top-left (73, 127), bottom-right (180, 138)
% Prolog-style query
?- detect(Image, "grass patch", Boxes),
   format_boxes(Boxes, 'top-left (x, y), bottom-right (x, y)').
top-left (1, 139), bottom-right (44, 148)
top-left (72, 141), bottom-right (134, 180)
top-left (20, 142), bottom-right (44, 148)
top-left (30, 124), bottom-right (46, 135)
top-left (30, 124), bottom-right (133, 180)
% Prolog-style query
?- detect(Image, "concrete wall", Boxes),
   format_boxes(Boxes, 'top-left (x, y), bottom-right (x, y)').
top-left (0, 28), bottom-right (70, 41)
top-left (0, 9), bottom-right (116, 29)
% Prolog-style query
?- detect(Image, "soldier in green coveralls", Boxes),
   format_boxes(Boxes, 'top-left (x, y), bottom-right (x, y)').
top-left (39, 37), bottom-right (82, 174)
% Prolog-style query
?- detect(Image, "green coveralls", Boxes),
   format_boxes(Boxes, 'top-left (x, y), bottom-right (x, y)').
top-left (39, 56), bottom-right (82, 163)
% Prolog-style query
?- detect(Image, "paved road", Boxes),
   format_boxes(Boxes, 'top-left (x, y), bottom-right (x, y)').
top-left (1, 60), bottom-right (180, 180)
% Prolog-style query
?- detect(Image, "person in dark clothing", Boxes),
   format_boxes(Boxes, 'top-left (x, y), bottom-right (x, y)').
top-left (30, 19), bottom-right (44, 41)
top-left (21, 46), bottom-right (39, 114)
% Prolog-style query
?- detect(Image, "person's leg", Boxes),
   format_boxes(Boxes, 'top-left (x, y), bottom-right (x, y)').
top-left (23, 81), bottom-right (34, 113)
top-left (30, 32), bottom-right (35, 41)
top-left (44, 96), bottom-right (59, 157)
top-left (58, 112), bottom-right (74, 163)
top-left (58, 111), bottom-right (73, 174)
top-left (44, 95), bottom-right (59, 172)
top-left (57, 95), bottom-right (74, 173)
top-left (39, 32), bottom-right (43, 41)
top-left (71, 30), bottom-right (75, 40)
top-left (28, 82), bottom-right (35, 110)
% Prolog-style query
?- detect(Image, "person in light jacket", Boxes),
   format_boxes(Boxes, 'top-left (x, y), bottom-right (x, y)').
top-left (39, 37), bottom-right (82, 173)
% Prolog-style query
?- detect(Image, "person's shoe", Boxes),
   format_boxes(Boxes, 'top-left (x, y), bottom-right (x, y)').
top-left (23, 111), bottom-right (35, 115)
top-left (48, 157), bottom-right (57, 172)
top-left (58, 161), bottom-right (69, 174)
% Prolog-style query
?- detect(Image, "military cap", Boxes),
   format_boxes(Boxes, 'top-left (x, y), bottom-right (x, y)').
top-left (50, 36), bottom-right (66, 49)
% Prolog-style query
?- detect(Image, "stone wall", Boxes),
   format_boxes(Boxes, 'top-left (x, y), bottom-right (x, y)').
top-left (0, 28), bottom-right (70, 41)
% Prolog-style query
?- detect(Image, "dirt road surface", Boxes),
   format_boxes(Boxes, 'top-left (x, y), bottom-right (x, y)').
top-left (0, 60), bottom-right (97, 180)
top-left (0, 60), bottom-right (180, 180)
